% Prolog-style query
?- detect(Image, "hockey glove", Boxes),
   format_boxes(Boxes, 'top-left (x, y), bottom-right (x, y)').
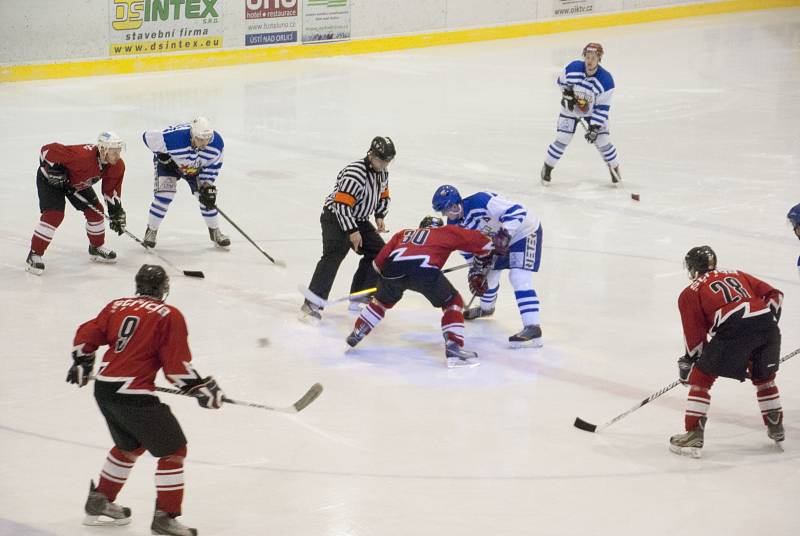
top-left (156, 152), bottom-right (181, 176)
top-left (492, 228), bottom-right (511, 256)
top-left (107, 200), bottom-right (126, 235)
top-left (561, 86), bottom-right (576, 111)
top-left (468, 255), bottom-right (492, 296)
top-left (66, 348), bottom-right (96, 387)
top-left (182, 376), bottom-right (225, 409)
top-left (677, 355), bottom-right (698, 384)
top-left (198, 183), bottom-right (217, 209)
top-left (42, 163), bottom-right (69, 189)
top-left (584, 124), bottom-right (601, 144)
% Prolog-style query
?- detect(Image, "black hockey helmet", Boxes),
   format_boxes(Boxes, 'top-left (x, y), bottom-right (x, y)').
top-left (369, 136), bottom-right (396, 161)
top-left (684, 246), bottom-right (717, 279)
top-left (419, 215), bottom-right (444, 228)
top-left (135, 264), bottom-right (170, 301)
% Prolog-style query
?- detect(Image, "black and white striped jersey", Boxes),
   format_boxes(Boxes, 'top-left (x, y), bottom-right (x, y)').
top-left (323, 158), bottom-right (390, 232)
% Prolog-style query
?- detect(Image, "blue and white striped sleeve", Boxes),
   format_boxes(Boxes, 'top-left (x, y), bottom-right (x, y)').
top-left (198, 148), bottom-right (223, 183)
top-left (142, 130), bottom-right (168, 154)
top-left (489, 196), bottom-right (527, 236)
top-left (590, 87), bottom-right (614, 128)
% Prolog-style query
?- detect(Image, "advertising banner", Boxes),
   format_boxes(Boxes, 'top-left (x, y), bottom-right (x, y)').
top-left (302, 0), bottom-right (350, 43)
top-left (244, 0), bottom-right (299, 47)
top-left (552, 0), bottom-right (595, 17)
top-left (109, 0), bottom-right (223, 56)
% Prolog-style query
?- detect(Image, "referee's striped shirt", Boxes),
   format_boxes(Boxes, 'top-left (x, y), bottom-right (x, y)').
top-left (324, 158), bottom-right (390, 232)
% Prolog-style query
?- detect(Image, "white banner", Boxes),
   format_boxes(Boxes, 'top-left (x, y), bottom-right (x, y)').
top-left (302, 0), bottom-right (351, 43)
top-left (553, 0), bottom-right (596, 17)
top-left (244, 0), bottom-right (299, 47)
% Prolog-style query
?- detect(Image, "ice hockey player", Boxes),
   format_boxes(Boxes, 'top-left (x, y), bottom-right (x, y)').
top-left (540, 42), bottom-right (621, 185)
top-left (432, 185), bottom-right (543, 347)
top-left (26, 132), bottom-right (127, 275)
top-left (68, 264), bottom-right (224, 535)
top-left (301, 136), bottom-right (396, 320)
top-left (345, 216), bottom-right (509, 367)
top-left (142, 117), bottom-right (230, 249)
top-left (788, 203), bottom-right (800, 274)
top-left (669, 246), bottom-right (784, 458)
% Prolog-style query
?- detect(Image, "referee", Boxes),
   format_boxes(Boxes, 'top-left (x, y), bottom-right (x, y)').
top-left (301, 136), bottom-right (396, 320)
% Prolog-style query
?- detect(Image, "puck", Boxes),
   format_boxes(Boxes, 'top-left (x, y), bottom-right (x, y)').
top-left (257, 337), bottom-right (270, 347)
top-left (631, 193), bottom-right (640, 201)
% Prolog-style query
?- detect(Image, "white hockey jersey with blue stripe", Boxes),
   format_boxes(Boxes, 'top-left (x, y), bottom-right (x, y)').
top-left (558, 60), bottom-right (615, 128)
top-left (447, 192), bottom-right (539, 245)
top-left (142, 123), bottom-right (224, 183)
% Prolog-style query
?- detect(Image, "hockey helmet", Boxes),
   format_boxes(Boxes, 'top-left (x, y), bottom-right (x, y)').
top-left (135, 264), bottom-right (170, 301)
top-left (684, 246), bottom-right (717, 280)
top-left (369, 136), bottom-right (396, 161)
top-left (788, 203), bottom-right (800, 227)
top-left (582, 42), bottom-right (604, 60)
top-left (419, 215), bottom-right (444, 229)
top-left (97, 131), bottom-right (125, 151)
top-left (190, 117), bottom-right (214, 142)
top-left (432, 185), bottom-right (462, 213)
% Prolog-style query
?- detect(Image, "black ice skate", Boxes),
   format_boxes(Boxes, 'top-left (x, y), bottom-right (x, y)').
top-left (25, 250), bottom-right (45, 275)
top-left (208, 227), bottom-right (231, 248)
top-left (88, 245), bottom-right (117, 263)
top-left (609, 165), bottom-right (622, 184)
top-left (346, 322), bottom-right (371, 348)
top-left (445, 341), bottom-right (480, 368)
top-left (669, 417), bottom-right (706, 458)
top-left (83, 480), bottom-right (131, 527)
top-left (509, 325), bottom-right (542, 348)
top-left (300, 299), bottom-right (322, 321)
top-left (151, 509), bottom-right (197, 536)
top-left (541, 163), bottom-right (554, 185)
top-left (464, 305), bottom-right (495, 321)
top-left (766, 411), bottom-right (785, 443)
top-left (143, 226), bottom-right (158, 248)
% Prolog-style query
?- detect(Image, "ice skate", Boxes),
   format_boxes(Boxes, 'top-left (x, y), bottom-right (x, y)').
top-left (669, 417), bottom-right (705, 458)
top-left (445, 341), bottom-right (480, 368)
top-left (346, 322), bottom-right (371, 348)
top-left (766, 411), bottom-right (785, 443)
top-left (25, 250), bottom-right (45, 275)
top-left (609, 165), bottom-right (622, 184)
top-left (540, 163), bottom-right (553, 185)
top-left (151, 509), bottom-right (197, 536)
top-left (208, 227), bottom-right (230, 248)
top-left (509, 325), bottom-right (542, 348)
top-left (464, 305), bottom-right (494, 321)
top-left (88, 245), bottom-right (117, 263)
top-left (83, 480), bottom-right (131, 527)
top-left (300, 299), bottom-right (322, 322)
top-left (143, 226), bottom-right (158, 248)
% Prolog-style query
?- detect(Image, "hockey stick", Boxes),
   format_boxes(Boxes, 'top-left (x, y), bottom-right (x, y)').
top-left (69, 191), bottom-right (205, 278)
top-left (574, 346), bottom-right (800, 433)
top-left (577, 118), bottom-right (622, 184)
top-left (215, 205), bottom-right (286, 267)
top-left (155, 382), bottom-right (324, 413)
top-left (297, 263), bottom-right (471, 308)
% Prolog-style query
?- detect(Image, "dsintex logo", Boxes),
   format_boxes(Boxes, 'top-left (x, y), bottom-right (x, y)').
top-left (112, 0), bottom-right (220, 30)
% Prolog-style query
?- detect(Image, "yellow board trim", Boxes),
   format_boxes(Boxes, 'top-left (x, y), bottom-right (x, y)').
top-left (2, 0), bottom-right (797, 83)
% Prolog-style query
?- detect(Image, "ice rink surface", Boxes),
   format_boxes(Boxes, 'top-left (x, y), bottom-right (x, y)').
top-left (1, 7), bottom-right (799, 536)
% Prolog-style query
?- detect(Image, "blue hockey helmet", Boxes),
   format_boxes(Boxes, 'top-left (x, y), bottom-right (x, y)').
top-left (788, 203), bottom-right (800, 240)
top-left (432, 185), bottom-right (462, 213)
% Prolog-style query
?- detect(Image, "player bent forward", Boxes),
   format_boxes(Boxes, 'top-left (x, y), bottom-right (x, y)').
top-left (67, 264), bottom-right (225, 535)
top-left (669, 246), bottom-right (784, 458)
top-left (345, 216), bottom-right (508, 368)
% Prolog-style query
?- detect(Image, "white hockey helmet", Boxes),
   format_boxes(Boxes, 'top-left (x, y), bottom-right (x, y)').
top-left (190, 116), bottom-right (214, 142)
top-left (97, 131), bottom-right (125, 152)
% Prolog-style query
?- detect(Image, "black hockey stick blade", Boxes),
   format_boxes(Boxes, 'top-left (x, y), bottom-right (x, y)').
top-left (181, 270), bottom-right (205, 278)
top-left (292, 382), bottom-right (324, 412)
top-left (573, 417), bottom-right (598, 433)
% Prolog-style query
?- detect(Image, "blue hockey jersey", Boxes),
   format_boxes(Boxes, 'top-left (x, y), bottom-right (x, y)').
top-left (558, 60), bottom-right (615, 128)
top-left (143, 123), bottom-right (224, 183)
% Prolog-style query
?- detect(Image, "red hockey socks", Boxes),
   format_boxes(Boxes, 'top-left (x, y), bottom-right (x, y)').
top-left (753, 377), bottom-right (782, 425)
top-left (156, 446), bottom-right (187, 515)
top-left (96, 446), bottom-right (144, 501)
top-left (356, 300), bottom-right (390, 335)
top-left (441, 293), bottom-right (465, 346)
top-left (30, 210), bottom-right (64, 255)
top-left (684, 366), bottom-right (716, 431)
top-left (84, 206), bottom-right (105, 247)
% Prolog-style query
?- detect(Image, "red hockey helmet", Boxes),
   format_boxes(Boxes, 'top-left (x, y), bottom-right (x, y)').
top-left (582, 42), bottom-right (604, 60)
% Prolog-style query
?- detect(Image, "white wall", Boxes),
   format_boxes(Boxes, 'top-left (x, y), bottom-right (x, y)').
top-left (0, 0), bottom-right (728, 65)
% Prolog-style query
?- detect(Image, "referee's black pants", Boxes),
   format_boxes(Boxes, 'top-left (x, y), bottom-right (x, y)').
top-left (308, 209), bottom-right (385, 300)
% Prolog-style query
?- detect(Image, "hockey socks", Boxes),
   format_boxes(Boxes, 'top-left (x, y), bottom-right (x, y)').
top-left (96, 447), bottom-right (144, 502)
top-left (441, 294), bottom-right (466, 347)
top-left (754, 378), bottom-right (782, 425)
top-left (156, 446), bottom-right (186, 516)
top-left (30, 210), bottom-right (64, 255)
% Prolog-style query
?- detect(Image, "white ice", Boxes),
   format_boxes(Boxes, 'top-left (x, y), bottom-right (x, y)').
top-left (1, 7), bottom-right (799, 536)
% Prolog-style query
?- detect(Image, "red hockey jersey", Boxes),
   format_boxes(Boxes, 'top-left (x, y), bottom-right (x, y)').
top-left (678, 270), bottom-right (783, 357)
top-left (374, 225), bottom-right (493, 275)
top-left (74, 296), bottom-right (199, 395)
top-left (40, 143), bottom-right (124, 203)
